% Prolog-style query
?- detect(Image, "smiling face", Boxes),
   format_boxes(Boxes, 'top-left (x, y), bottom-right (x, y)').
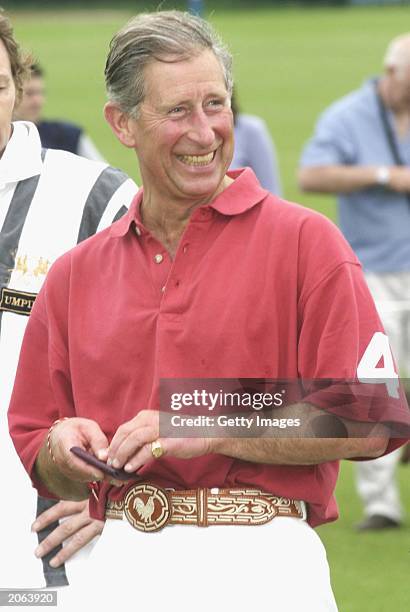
top-left (0, 39), bottom-right (16, 158)
top-left (126, 49), bottom-right (234, 209)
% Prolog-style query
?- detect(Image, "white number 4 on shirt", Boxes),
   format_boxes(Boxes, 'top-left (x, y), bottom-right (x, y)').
top-left (357, 332), bottom-right (399, 398)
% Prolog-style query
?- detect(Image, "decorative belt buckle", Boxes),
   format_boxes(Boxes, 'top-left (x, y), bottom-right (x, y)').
top-left (124, 483), bottom-right (171, 532)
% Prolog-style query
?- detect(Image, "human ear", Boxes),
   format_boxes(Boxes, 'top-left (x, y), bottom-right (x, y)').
top-left (104, 102), bottom-right (138, 148)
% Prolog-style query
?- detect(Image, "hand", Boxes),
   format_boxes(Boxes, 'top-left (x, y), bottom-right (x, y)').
top-left (400, 442), bottom-right (410, 464)
top-left (103, 410), bottom-right (211, 474)
top-left (49, 417), bottom-right (110, 483)
top-left (387, 166), bottom-right (410, 193)
top-left (32, 500), bottom-right (104, 568)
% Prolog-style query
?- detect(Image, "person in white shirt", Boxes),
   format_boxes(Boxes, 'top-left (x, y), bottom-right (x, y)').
top-left (0, 11), bottom-right (137, 588)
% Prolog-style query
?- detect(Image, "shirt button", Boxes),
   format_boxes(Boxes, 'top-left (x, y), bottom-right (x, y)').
top-left (134, 226), bottom-right (141, 236)
top-left (154, 254), bottom-right (163, 264)
top-left (161, 286), bottom-right (166, 293)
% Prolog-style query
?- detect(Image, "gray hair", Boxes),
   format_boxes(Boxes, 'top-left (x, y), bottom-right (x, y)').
top-left (104, 10), bottom-right (233, 118)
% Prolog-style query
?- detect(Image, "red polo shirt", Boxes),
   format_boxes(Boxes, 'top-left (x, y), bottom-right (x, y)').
top-left (8, 168), bottom-right (407, 527)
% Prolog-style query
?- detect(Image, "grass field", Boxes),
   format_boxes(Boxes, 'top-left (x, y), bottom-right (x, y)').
top-left (8, 5), bottom-right (410, 610)
top-left (319, 461), bottom-right (409, 611)
top-left (12, 4), bottom-right (410, 221)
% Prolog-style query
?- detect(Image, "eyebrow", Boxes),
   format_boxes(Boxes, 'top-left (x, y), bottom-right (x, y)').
top-left (159, 91), bottom-right (228, 111)
top-left (159, 98), bottom-right (190, 111)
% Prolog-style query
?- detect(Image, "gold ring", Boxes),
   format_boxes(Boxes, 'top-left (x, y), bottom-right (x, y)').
top-left (151, 439), bottom-right (164, 459)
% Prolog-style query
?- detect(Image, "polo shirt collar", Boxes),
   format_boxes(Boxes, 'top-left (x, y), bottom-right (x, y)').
top-left (0, 121), bottom-right (43, 189)
top-left (210, 167), bottom-right (268, 215)
top-left (110, 167), bottom-right (269, 238)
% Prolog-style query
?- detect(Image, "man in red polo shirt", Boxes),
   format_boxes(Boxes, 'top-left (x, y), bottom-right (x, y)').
top-left (8, 11), bottom-right (409, 611)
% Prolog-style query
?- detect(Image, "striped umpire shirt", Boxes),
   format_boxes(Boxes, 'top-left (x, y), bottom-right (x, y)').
top-left (0, 121), bottom-right (137, 589)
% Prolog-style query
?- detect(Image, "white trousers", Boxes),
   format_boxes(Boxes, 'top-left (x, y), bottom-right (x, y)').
top-left (355, 271), bottom-right (410, 521)
top-left (356, 448), bottom-right (403, 521)
top-left (59, 516), bottom-right (338, 611)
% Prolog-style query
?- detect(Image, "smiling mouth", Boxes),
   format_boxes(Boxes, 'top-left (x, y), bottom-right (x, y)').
top-left (176, 151), bottom-right (216, 166)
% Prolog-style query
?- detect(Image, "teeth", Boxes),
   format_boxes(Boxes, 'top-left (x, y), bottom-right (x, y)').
top-left (177, 152), bottom-right (214, 166)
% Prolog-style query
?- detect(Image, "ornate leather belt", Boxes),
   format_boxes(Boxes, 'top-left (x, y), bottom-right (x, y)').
top-left (105, 483), bottom-right (307, 533)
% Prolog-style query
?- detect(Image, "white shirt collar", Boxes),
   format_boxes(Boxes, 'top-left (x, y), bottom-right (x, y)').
top-left (0, 121), bottom-right (43, 189)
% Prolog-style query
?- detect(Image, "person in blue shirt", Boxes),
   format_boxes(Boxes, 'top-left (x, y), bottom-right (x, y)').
top-left (230, 90), bottom-right (282, 195)
top-left (13, 63), bottom-right (105, 161)
top-left (298, 33), bottom-right (410, 532)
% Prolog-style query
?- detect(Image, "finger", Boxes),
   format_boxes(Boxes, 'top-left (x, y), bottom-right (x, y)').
top-left (58, 451), bottom-right (106, 483)
top-left (34, 511), bottom-right (90, 559)
top-left (107, 421), bottom-right (136, 462)
top-left (109, 411), bottom-right (157, 459)
top-left (32, 500), bottom-right (88, 532)
top-left (48, 520), bottom-right (104, 568)
top-left (110, 425), bottom-right (158, 469)
top-left (51, 428), bottom-right (107, 483)
top-left (77, 420), bottom-right (110, 456)
top-left (97, 447), bottom-right (109, 461)
top-left (122, 438), bottom-right (165, 473)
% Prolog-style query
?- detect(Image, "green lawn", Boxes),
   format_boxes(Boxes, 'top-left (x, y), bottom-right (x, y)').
top-left (12, 4), bottom-right (410, 222)
top-left (9, 6), bottom-right (410, 610)
top-left (318, 460), bottom-right (410, 611)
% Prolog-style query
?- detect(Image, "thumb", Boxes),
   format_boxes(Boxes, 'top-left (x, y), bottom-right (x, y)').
top-left (78, 419), bottom-right (109, 456)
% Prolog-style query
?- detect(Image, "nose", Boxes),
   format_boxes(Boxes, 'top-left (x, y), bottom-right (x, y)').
top-left (186, 109), bottom-right (215, 149)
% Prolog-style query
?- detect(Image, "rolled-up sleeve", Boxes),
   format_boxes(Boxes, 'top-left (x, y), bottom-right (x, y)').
top-left (297, 234), bottom-right (410, 455)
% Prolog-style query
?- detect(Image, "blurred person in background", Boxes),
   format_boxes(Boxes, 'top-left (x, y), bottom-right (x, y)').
top-left (0, 11), bottom-right (137, 589)
top-left (299, 33), bottom-right (410, 532)
top-left (230, 89), bottom-right (282, 194)
top-left (13, 62), bottom-right (106, 161)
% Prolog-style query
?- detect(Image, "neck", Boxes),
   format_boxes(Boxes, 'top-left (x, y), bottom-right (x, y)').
top-left (140, 196), bottom-right (193, 258)
top-left (378, 76), bottom-right (408, 115)
top-left (140, 176), bottom-right (233, 257)
top-left (378, 77), bottom-right (410, 136)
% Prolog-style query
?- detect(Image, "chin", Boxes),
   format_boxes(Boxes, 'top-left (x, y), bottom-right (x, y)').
top-left (185, 181), bottom-right (222, 198)
top-left (188, 171), bottom-right (224, 188)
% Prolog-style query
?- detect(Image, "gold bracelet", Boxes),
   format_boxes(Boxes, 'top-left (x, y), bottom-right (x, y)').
top-left (46, 417), bottom-right (69, 463)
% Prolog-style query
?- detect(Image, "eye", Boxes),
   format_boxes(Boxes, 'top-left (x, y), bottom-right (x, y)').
top-left (168, 106), bottom-right (185, 116)
top-left (205, 98), bottom-right (225, 111)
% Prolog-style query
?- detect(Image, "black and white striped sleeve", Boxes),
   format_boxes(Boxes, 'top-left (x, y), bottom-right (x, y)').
top-left (76, 167), bottom-right (138, 243)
